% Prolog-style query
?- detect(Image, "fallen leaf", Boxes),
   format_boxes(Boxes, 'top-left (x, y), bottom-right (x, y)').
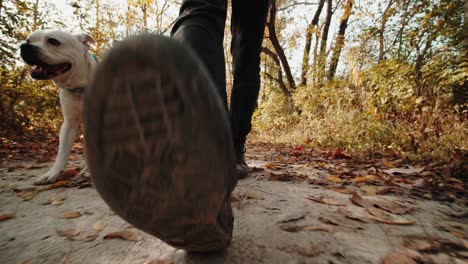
top-left (367, 207), bottom-right (415, 225)
top-left (302, 225), bottom-right (335, 232)
top-left (327, 149), bottom-right (351, 159)
top-left (403, 236), bottom-right (467, 253)
top-left (350, 192), bottom-right (410, 215)
top-left (337, 208), bottom-right (369, 223)
top-left (328, 187), bottom-right (353, 194)
top-left (383, 166), bottom-right (424, 175)
top-left (36, 180), bottom-right (71, 191)
top-left (51, 197), bottom-right (66, 206)
top-left (328, 176), bottom-right (343, 183)
top-left (278, 212), bottom-right (307, 223)
top-left (360, 185), bottom-right (378, 195)
top-left (93, 220), bottom-right (106, 232)
top-left (307, 196), bottom-right (345, 206)
top-left (265, 163), bottom-right (281, 170)
top-left (318, 216), bottom-right (340, 226)
top-left (268, 173), bottom-right (294, 181)
top-left (104, 230), bottom-right (143, 241)
top-left (376, 186), bottom-right (402, 195)
top-left (352, 175), bottom-right (377, 183)
top-left (56, 228), bottom-right (80, 239)
top-left (446, 211), bottom-right (468, 218)
top-left (16, 191), bottom-right (39, 201)
top-left (57, 211), bottom-right (81, 219)
top-left (60, 168), bottom-right (81, 179)
top-left (0, 212), bottom-right (15, 221)
top-left (349, 192), bottom-right (369, 207)
top-left (280, 224), bottom-right (334, 233)
top-left (243, 192), bottom-right (264, 200)
top-left (381, 252), bottom-right (418, 264)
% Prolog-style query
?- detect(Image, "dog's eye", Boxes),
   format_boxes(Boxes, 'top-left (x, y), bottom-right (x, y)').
top-left (26, 39), bottom-right (30, 44)
top-left (47, 38), bottom-right (61, 46)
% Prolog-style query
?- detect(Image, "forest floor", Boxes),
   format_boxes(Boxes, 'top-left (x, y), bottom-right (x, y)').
top-left (0, 137), bottom-right (467, 264)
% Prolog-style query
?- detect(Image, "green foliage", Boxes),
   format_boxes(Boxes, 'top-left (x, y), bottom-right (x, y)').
top-left (0, 68), bottom-right (61, 135)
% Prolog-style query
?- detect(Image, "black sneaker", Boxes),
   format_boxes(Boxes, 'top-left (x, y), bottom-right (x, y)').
top-left (236, 147), bottom-right (248, 178)
top-left (84, 34), bottom-right (237, 252)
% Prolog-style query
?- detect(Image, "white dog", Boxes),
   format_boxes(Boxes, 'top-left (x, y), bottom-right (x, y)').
top-left (20, 30), bottom-right (96, 185)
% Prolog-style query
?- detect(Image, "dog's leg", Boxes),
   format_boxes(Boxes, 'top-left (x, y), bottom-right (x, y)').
top-left (35, 121), bottom-right (79, 185)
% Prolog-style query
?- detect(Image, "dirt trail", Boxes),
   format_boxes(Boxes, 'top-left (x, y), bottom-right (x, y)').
top-left (0, 142), bottom-right (467, 264)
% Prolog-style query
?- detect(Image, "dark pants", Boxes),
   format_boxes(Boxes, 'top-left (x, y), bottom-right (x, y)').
top-left (171, 0), bottom-right (269, 153)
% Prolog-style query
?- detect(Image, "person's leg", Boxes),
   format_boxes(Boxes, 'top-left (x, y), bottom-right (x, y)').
top-left (84, 1), bottom-right (237, 253)
top-left (230, 0), bottom-right (270, 176)
top-left (171, 0), bottom-right (228, 107)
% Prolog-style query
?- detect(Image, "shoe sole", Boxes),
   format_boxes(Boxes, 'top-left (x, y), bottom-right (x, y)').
top-left (84, 34), bottom-right (237, 252)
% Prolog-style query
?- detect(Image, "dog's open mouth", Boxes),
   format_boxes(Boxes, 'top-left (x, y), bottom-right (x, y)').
top-left (30, 62), bottom-right (71, 80)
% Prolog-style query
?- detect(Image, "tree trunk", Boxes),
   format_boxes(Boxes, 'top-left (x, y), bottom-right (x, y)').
top-left (328, 0), bottom-right (353, 80)
top-left (142, 3), bottom-right (148, 29)
top-left (378, 0), bottom-right (394, 63)
top-left (317, 0), bottom-right (332, 85)
top-left (312, 27), bottom-right (321, 85)
top-left (261, 48), bottom-right (292, 99)
top-left (300, 0), bottom-right (325, 86)
top-left (267, 0), bottom-right (296, 90)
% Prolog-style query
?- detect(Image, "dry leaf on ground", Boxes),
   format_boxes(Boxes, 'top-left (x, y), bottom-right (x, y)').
top-left (0, 212), bottom-right (15, 221)
top-left (104, 230), bottom-right (143, 241)
top-left (328, 176), bottom-right (343, 183)
top-left (350, 192), bottom-right (411, 215)
top-left (403, 236), bottom-right (467, 253)
top-left (352, 175), bottom-right (377, 183)
top-left (36, 180), bottom-right (70, 191)
top-left (376, 186), bottom-right (402, 195)
top-left (318, 216), bottom-right (340, 226)
top-left (56, 229), bottom-right (80, 239)
top-left (57, 211), bottom-right (81, 219)
top-left (381, 252), bottom-right (419, 264)
top-left (277, 212), bottom-right (307, 223)
top-left (383, 166), bottom-right (425, 175)
top-left (60, 168), bottom-right (81, 179)
top-left (16, 191), bottom-right (39, 201)
top-left (280, 224), bottom-right (334, 233)
top-left (328, 187), bottom-right (353, 194)
top-left (265, 163), bottom-right (282, 170)
top-left (367, 206), bottom-right (415, 225)
top-left (307, 196), bottom-right (345, 206)
top-left (93, 220), bottom-right (106, 232)
top-left (268, 173), bottom-right (294, 181)
top-left (337, 208), bottom-right (369, 223)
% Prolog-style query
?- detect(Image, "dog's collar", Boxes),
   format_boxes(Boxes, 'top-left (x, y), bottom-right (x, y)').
top-left (62, 87), bottom-right (86, 94)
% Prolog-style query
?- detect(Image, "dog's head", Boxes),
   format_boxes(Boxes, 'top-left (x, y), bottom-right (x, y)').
top-left (20, 30), bottom-right (95, 82)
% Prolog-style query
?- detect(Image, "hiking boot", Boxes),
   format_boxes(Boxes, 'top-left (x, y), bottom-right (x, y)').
top-left (236, 147), bottom-right (248, 178)
top-left (83, 34), bottom-right (237, 252)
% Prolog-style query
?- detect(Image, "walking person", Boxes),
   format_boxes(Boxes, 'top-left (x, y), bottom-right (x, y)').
top-left (84, 0), bottom-right (269, 252)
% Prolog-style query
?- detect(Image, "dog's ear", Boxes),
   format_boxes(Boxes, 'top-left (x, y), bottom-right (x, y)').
top-left (75, 33), bottom-right (96, 50)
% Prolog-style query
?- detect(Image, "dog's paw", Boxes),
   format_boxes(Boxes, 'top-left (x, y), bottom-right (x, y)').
top-left (34, 170), bottom-right (62, 185)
